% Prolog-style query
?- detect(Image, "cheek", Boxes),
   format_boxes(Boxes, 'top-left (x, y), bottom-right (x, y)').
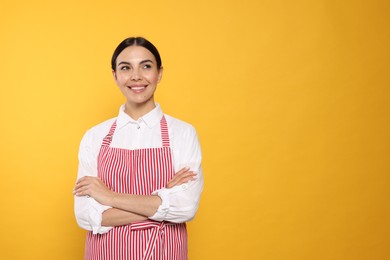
top-left (115, 74), bottom-right (128, 85)
top-left (148, 75), bottom-right (160, 84)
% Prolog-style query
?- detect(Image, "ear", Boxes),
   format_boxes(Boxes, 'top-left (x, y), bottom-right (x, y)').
top-left (157, 67), bottom-right (163, 83)
top-left (112, 70), bottom-right (117, 80)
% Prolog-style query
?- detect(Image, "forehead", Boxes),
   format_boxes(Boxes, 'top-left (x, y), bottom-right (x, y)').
top-left (117, 45), bottom-right (156, 63)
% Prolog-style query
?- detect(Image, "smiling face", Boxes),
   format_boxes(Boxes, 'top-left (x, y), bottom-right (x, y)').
top-left (113, 45), bottom-right (163, 117)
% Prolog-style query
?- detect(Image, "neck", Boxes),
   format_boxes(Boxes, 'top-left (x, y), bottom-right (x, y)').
top-left (124, 100), bottom-right (156, 120)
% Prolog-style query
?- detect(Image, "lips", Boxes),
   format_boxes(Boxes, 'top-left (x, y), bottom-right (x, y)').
top-left (128, 84), bottom-right (147, 92)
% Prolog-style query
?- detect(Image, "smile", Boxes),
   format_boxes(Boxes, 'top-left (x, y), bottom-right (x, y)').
top-left (128, 85), bottom-right (147, 92)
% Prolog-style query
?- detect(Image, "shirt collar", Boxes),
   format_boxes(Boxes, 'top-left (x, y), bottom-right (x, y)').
top-left (116, 103), bottom-right (163, 129)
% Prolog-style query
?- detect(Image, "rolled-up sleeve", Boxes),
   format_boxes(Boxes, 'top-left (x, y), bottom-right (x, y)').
top-left (149, 124), bottom-right (204, 223)
top-left (74, 130), bottom-right (113, 234)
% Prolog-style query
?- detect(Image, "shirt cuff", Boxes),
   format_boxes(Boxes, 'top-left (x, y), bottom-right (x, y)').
top-left (149, 188), bottom-right (171, 221)
top-left (88, 198), bottom-right (113, 234)
top-left (149, 184), bottom-right (190, 222)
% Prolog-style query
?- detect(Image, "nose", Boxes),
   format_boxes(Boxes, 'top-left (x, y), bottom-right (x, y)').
top-left (130, 69), bottom-right (141, 81)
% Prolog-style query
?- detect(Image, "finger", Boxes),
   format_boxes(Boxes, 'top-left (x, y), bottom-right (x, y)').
top-left (168, 172), bottom-right (192, 186)
top-left (175, 172), bottom-right (197, 184)
top-left (74, 179), bottom-right (94, 191)
top-left (167, 172), bottom-right (197, 188)
top-left (172, 176), bottom-right (195, 187)
top-left (167, 176), bottom-right (195, 188)
top-left (75, 177), bottom-right (100, 191)
top-left (175, 167), bottom-right (191, 176)
top-left (166, 169), bottom-right (190, 188)
top-left (74, 186), bottom-right (88, 196)
top-left (174, 170), bottom-right (195, 181)
top-left (74, 180), bottom-right (90, 190)
top-left (76, 176), bottom-right (97, 184)
top-left (76, 176), bottom-right (89, 184)
top-left (175, 171), bottom-right (196, 180)
top-left (74, 184), bottom-right (85, 194)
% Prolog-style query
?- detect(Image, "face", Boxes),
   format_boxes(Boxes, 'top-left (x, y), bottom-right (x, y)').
top-left (113, 45), bottom-right (163, 110)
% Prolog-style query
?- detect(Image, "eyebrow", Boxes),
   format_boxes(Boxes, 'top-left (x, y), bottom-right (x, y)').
top-left (117, 60), bottom-right (154, 66)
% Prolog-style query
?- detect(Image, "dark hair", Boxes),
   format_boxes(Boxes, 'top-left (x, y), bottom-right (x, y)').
top-left (111, 37), bottom-right (162, 71)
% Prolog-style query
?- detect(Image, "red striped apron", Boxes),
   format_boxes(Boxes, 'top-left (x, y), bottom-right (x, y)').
top-left (85, 116), bottom-right (188, 260)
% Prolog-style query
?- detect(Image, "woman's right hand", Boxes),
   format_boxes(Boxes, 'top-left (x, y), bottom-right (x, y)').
top-left (166, 167), bottom-right (197, 189)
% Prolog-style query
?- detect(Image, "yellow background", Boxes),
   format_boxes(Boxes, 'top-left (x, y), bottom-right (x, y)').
top-left (0, 0), bottom-right (389, 259)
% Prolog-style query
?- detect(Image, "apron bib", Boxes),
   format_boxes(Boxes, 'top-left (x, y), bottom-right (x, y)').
top-left (85, 116), bottom-right (187, 260)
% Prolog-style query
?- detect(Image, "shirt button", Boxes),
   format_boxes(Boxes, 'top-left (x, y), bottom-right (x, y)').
top-left (182, 184), bottom-right (188, 190)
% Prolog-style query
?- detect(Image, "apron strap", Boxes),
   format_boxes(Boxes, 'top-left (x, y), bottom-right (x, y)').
top-left (160, 116), bottom-right (170, 147)
top-left (102, 120), bottom-right (117, 146)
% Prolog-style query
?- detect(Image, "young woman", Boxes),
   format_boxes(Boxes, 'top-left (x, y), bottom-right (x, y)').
top-left (74, 37), bottom-right (203, 260)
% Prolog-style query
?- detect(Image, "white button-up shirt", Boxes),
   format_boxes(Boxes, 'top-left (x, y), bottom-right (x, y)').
top-left (74, 104), bottom-right (203, 234)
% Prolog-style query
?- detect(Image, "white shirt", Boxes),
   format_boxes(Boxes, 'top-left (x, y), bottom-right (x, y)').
top-left (74, 104), bottom-right (203, 234)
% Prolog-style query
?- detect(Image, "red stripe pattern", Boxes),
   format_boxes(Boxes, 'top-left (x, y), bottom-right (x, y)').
top-left (85, 116), bottom-right (187, 260)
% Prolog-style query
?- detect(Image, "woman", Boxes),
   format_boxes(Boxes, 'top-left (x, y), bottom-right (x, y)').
top-left (74, 37), bottom-right (203, 260)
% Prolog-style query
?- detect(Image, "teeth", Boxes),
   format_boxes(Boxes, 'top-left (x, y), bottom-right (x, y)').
top-left (130, 86), bottom-right (145, 90)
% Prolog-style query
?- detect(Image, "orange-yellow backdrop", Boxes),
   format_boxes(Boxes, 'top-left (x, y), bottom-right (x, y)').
top-left (0, 0), bottom-right (389, 259)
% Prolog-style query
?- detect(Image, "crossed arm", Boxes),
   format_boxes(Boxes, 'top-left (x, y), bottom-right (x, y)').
top-left (74, 167), bottom-right (197, 227)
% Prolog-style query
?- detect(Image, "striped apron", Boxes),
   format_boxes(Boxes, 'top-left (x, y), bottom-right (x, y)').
top-left (85, 116), bottom-right (188, 260)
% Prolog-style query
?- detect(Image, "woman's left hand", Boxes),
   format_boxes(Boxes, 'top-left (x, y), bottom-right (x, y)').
top-left (74, 176), bottom-right (115, 206)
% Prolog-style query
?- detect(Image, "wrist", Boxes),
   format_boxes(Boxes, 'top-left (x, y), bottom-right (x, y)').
top-left (107, 191), bottom-right (117, 207)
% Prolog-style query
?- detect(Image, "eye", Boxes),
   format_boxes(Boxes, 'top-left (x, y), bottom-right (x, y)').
top-left (143, 64), bottom-right (152, 69)
top-left (120, 66), bottom-right (130, 71)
